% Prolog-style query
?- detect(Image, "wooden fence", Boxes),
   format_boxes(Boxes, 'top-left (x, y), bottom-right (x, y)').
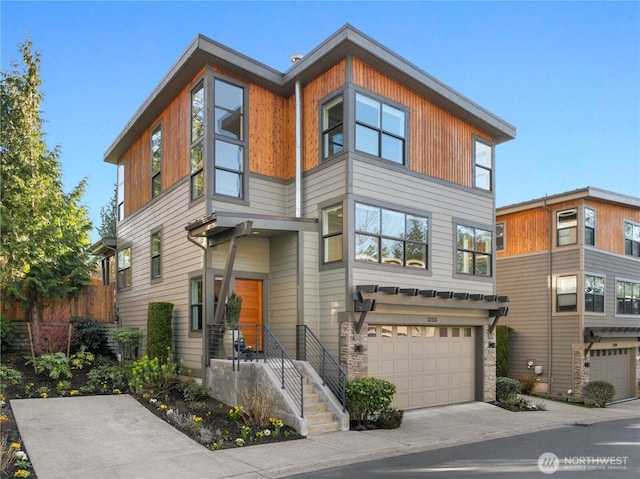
top-left (1, 284), bottom-right (116, 323)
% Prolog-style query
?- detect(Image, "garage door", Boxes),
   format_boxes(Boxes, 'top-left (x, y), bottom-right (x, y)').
top-left (589, 348), bottom-right (631, 401)
top-left (368, 325), bottom-right (476, 410)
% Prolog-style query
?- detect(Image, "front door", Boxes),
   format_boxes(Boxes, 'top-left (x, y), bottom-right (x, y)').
top-left (235, 278), bottom-right (263, 351)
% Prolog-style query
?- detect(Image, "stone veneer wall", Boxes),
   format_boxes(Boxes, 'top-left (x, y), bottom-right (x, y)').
top-left (483, 325), bottom-right (496, 403)
top-left (572, 347), bottom-right (587, 400)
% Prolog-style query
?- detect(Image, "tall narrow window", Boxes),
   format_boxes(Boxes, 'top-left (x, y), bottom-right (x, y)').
top-left (584, 275), bottom-right (604, 312)
top-left (584, 207), bottom-right (595, 246)
top-left (355, 93), bottom-right (405, 164)
top-left (190, 84), bottom-right (205, 200)
top-left (557, 209), bottom-right (577, 246)
top-left (117, 163), bottom-right (125, 221)
top-left (624, 221), bottom-right (640, 257)
top-left (214, 79), bottom-right (245, 198)
top-left (496, 222), bottom-right (505, 251)
top-left (474, 139), bottom-right (493, 191)
top-left (322, 204), bottom-right (343, 263)
top-left (556, 275), bottom-right (577, 312)
top-left (322, 96), bottom-right (343, 159)
top-left (190, 277), bottom-right (203, 331)
top-left (150, 231), bottom-right (161, 280)
top-left (117, 247), bottom-right (131, 289)
top-left (456, 225), bottom-right (492, 276)
top-left (151, 125), bottom-right (162, 198)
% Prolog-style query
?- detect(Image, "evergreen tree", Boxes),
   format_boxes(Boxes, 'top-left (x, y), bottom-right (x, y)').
top-left (0, 38), bottom-right (94, 322)
top-left (97, 184), bottom-right (117, 238)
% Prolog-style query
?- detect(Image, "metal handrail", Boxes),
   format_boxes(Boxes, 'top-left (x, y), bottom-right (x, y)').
top-left (296, 325), bottom-right (346, 411)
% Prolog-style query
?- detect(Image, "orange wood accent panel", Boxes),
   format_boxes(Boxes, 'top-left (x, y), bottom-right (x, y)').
top-left (123, 129), bottom-right (150, 216)
top-left (352, 59), bottom-right (491, 187)
top-left (586, 201), bottom-right (640, 254)
top-left (234, 278), bottom-right (263, 351)
top-left (497, 207), bottom-right (550, 256)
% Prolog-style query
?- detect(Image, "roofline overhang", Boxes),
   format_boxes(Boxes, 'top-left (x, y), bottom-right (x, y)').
top-left (104, 24), bottom-right (516, 164)
top-left (497, 186), bottom-right (640, 215)
top-left (90, 236), bottom-right (117, 256)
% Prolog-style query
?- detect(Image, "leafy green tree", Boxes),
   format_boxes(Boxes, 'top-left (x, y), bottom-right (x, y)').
top-left (0, 38), bottom-right (94, 322)
top-left (97, 183), bottom-right (117, 238)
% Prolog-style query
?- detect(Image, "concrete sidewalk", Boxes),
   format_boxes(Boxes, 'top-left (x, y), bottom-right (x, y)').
top-left (10, 395), bottom-right (639, 479)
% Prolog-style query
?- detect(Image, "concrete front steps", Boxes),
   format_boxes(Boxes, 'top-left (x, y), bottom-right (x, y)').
top-left (303, 380), bottom-right (342, 435)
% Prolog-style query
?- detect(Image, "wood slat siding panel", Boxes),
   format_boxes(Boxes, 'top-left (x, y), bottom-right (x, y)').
top-left (302, 62), bottom-right (346, 172)
top-left (319, 268), bottom-right (346, 356)
top-left (586, 201), bottom-right (640, 254)
top-left (497, 208), bottom-right (550, 257)
top-left (268, 233), bottom-right (299, 355)
top-left (496, 254), bottom-right (552, 379)
top-left (117, 181), bottom-right (206, 372)
top-left (352, 59), bottom-right (491, 187)
top-left (302, 160), bottom-right (348, 217)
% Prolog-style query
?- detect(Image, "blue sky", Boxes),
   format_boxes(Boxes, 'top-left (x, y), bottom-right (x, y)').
top-left (2, 1), bottom-right (639, 242)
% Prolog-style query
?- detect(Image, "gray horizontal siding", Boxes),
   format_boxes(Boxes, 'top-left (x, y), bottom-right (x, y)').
top-left (268, 232), bottom-right (298, 355)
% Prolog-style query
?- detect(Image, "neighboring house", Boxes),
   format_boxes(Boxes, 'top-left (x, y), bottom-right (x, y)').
top-left (496, 187), bottom-right (640, 401)
top-left (103, 24), bottom-right (515, 412)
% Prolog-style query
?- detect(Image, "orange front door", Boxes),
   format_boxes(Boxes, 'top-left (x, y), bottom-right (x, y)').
top-left (234, 278), bottom-right (263, 351)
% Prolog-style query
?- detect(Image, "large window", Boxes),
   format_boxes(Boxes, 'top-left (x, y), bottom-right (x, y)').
top-left (190, 84), bottom-right (205, 200)
top-left (151, 231), bottom-right (161, 280)
top-left (117, 163), bottom-right (125, 221)
top-left (190, 277), bottom-right (203, 331)
top-left (584, 275), bottom-right (604, 313)
top-left (557, 209), bottom-right (577, 246)
top-left (616, 280), bottom-right (640, 315)
top-left (151, 124), bottom-right (162, 198)
top-left (624, 221), bottom-right (640, 257)
top-left (355, 203), bottom-right (429, 268)
top-left (474, 139), bottom-right (493, 191)
top-left (456, 225), bottom-right (492, 276)
top-left (355, 93), bottom-right (405, 164)
top-left (584, 207), bottom-right (595, 246)
top-left (117, 247), bottom-right (131, 289)
top-left (214, 79), bottom-right (244, 198)
top-left (321, 96), bottom-right (344, 160)
top-left (556, 275), bottom-right (577, 312)
top-left (322, 204), bottom-right (343, 263)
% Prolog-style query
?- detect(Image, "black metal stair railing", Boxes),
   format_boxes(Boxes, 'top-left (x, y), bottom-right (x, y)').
top-left (296, 325), bottom-right (346, 412)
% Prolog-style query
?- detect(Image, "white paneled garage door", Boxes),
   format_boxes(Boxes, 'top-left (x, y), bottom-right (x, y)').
top-left (589, 348), bottom-right (631, 401)
top-left (368, 325), bottom-right (476, 410)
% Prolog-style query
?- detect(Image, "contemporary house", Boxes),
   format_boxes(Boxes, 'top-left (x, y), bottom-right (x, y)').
top-left (496, 187), bottom-right (640, 401)
top-left (103, 24), bottom-right (516, 419)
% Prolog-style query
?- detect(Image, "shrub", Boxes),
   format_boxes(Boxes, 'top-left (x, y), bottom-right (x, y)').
top-left (128, 352), bottom-right (183, 396)
top-left (0, 316), bottom-right (15, 351)
top-left (183, 383), bottom-right (211, 402)
top-left (375, 408), bottom-right (404, 429)
top-left (69, 350), bottom-right (95, 370)
top-left (147, 302), bottom-right (173, 361)
top-left (29, 352), bottom-right (72, 380)
top-left (31, 312), bottom-right (71, 355)
top-left (236, 386), bottom-right (283, 429)
top-left (496, 325), bottom-right (513, 377)
top-left (515, 375), bottom-right (537, 395)
top-left (84, 362), bottom-right (130, 393)
top-left (70, 318), bottom-right (109, 355)
top-left (0, 365), bottom-right (22, 392)
top-left (583, 381), bottom-right (615, 408)
top-left (111, 327), bottom-right (144, 362)
top-left (496, 376), bottom-right (521, 404)
top-left (346, 377), bottom-right (396, 427)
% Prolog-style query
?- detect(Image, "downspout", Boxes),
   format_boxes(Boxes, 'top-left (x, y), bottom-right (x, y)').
top-left (543, 200), bottom-right (553, 394)
top-left (295, 80), bottom-right (302, 218)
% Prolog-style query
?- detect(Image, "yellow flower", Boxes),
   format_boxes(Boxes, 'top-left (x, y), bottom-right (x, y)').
top-left (70, 390), bottom-right (79, 396)
top-left (14, 469), bottom-right (31, 478)
top-left (0, 415), bottom-right (9, 422)
top-left (40, 392), bottom-right (48, 399)
top-left (0, 393), bottom-right (5, 401)
top-left (112, 389), bottom-right (122, 395)
top-left (159, 404), bottom-right (168, 410)
top-left (10, 442), bottom-right (21, 450)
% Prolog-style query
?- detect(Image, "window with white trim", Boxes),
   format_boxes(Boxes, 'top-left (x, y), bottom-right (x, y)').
top-left (557, 209), bottom-right (577, 246)
top-left (456, 225), bottom-right (492, 276)
top-left (584, 207), bottom-right (595, 246)
top-left (556, 275), bottom-right (577, 312)
top-left (474, 139), bottom-right (493, 191)
top-left (322, 204), bottom-right (343, 263)
top-left (117, 247), bottom-right (131, 289)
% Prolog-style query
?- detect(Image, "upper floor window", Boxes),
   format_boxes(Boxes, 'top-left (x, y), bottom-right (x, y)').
top-left (190, 276), bottom-right (203, 331)
top-left (190, 84), bottom-right (205, 200)
top-left (151, 231), bottom-right (161, 280)
top-left (151, 125), bottom-right (162, 198)
top-left (496, 222), bottom-right (505, 251)
top-left (616, 280), bottom-right (640, 315)
top-left (624, 221), bottom-right (640, 257)
top-left (117, 247), bottom-right (131, 289)
top-left (355, 203), bottom-right (429, 268)
top-left (557, 209), bottom-right (577, 246)
top-left (584, 275), bottom-right (604, 313)
top-left (456, 225), bottom-right (492, 276)
top-left (556, 275), bottom-right (577, 312)
top-left (474, 139), bottom-right (493, 191)
top-left (322, 204), bottom-right (343, 263)
top-left (214, 79), bottom-right (245, 199)
top-left (584, 207), bottom-right (595, 246)
top-left (355, 93), bottom-right (405, 164)
top-left (117, 163), bottom-right (125, 221)
top-left (322, 96), bottom-right (344, 159)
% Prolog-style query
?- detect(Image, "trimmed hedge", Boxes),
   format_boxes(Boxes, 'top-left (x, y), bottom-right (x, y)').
top-left (583, 381), bottom-right (615, 408)
top-left (147, 302), bottom-right (173, 361)
top-left (496, 325), bottom-right (514, 377)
